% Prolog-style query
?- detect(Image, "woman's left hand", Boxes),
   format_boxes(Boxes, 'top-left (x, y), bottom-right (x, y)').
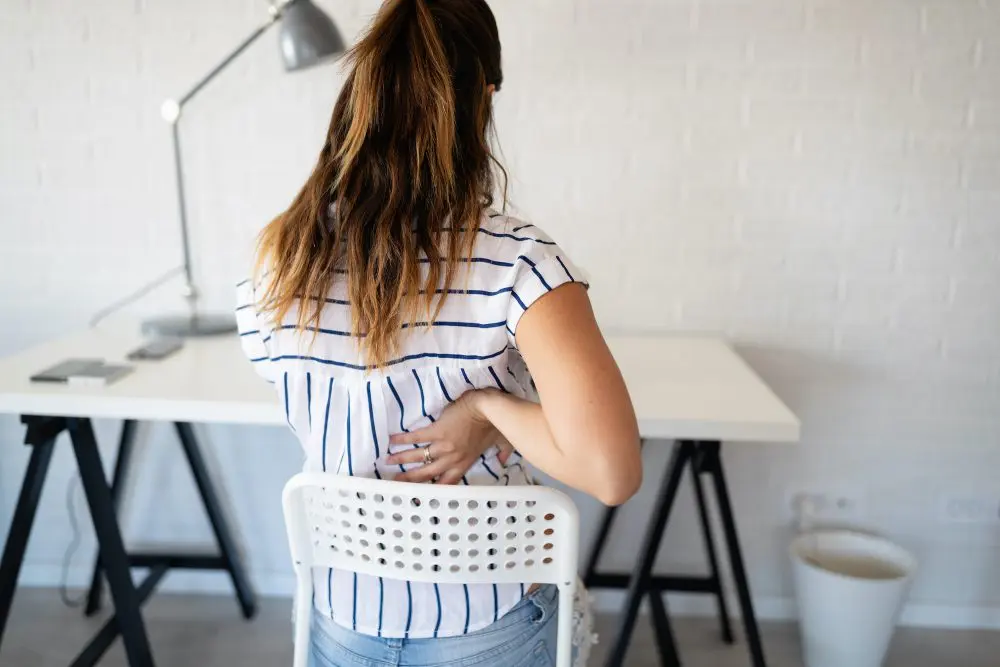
top-left (386, 390), bottom-right (513, 484)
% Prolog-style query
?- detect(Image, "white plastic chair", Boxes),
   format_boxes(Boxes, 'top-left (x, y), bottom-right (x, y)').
top-left (283, 472), bottom-right (580, 667)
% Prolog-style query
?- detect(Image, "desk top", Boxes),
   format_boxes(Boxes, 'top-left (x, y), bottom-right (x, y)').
top-left (0, 329), bottom-right (799, 444)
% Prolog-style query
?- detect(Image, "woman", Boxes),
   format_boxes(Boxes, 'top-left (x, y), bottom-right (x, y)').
top-left (237, 1), bottom-right (642, 665)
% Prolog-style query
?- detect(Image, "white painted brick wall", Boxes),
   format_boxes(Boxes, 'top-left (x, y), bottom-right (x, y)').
top-left (1, 0), bottom-right (999, 621)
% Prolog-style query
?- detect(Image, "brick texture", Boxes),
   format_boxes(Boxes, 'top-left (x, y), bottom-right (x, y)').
top-left (1, 0), bottom-right (998, 615)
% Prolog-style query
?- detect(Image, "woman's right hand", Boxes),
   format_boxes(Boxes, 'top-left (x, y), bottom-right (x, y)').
top-left (386, 389), bottom-right (513, 484)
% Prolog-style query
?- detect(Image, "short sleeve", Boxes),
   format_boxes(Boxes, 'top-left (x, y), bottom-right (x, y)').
top-left (235, 278), bottom-right (277, 383)
top-left (505, 224), bottom-right (589, 348)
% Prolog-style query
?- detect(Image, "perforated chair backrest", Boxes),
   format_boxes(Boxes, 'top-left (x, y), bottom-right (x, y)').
top-left (283, 472), bottom-right (580, 667)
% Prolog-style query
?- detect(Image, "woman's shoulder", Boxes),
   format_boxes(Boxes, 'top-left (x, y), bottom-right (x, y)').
top-left (479, 210), bottom-right (556, 244)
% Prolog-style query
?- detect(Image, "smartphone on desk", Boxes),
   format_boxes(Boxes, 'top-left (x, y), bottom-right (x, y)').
top-left (127, 338), bottom-right (184, 361)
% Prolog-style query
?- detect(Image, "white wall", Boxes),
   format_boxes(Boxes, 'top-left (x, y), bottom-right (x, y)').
top-left (2, 0), bottom-right (999, 626)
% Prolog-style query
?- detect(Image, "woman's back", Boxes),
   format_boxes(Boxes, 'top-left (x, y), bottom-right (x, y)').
top-left (237, 210), bottom-right (587, 637)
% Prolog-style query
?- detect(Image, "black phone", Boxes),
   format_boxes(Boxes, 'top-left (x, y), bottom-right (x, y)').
top-left (127, 338), bottom-right (184, 361)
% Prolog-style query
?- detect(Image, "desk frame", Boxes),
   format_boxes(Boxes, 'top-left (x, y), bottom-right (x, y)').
top-left (584, 440), bottom-right (766, 667)
top-left (0, 416), bottom-right (256, 667)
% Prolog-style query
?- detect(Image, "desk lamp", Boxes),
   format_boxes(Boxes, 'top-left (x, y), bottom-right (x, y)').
top-left (144, 0), bottom-right (346, 338)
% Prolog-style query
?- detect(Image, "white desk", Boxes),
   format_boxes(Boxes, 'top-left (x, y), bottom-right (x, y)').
top-left (0, 330), bottom-right (799, 667)
top-left (0, 329), bottom-right (799, 438)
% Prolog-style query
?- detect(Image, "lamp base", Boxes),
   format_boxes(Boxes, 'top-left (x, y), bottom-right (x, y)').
top-left (142, 313), bottom-right (238, 338)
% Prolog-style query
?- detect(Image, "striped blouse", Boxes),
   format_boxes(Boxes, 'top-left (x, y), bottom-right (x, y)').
top-left (236, 211), bottom-right (586, 638)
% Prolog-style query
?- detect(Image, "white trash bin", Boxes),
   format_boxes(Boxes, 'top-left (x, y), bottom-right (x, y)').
top-left (791, 530), bottom-right (917, 667)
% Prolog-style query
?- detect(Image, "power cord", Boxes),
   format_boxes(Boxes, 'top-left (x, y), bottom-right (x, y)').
top-left (59, 474), bottom-right (87, 609)
top-left (88, 266), bottom-right (184, 329)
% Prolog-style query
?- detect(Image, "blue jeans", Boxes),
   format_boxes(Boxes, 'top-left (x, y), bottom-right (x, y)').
top-left (309, 584), bottom-right (560, 667)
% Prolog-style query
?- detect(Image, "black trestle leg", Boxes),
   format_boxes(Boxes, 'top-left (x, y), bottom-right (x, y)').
top-left (85, 419), bottom-right (138, 617)
top-left (68, 418), bottom-right (154, 667)
top-left (690, 445), bottom-right (734, 644)
top-left (174, 422), bottom-right (257, 619)
top-left (703, 442), bottom-right (767, 667)
top-left (604, 441), bottom-right (690, 667)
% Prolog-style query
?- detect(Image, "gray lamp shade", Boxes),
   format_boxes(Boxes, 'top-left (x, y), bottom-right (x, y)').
top-left (279, 0), bottom-right (346, 72)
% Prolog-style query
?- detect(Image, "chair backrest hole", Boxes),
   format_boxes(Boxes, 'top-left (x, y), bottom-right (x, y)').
top-left (448, 500), bottom-right (460, 510)
top-left (544, 513), bottom-right (554, 521)
top-left (543, 557), bottom-right (553, 564)
top-left (487, 517), bottom-right (498, 526)
top-left (525, 545), bottom-right (535, 553)
top-left (374, 494), bottom-right (384, 504)
top-left (411, 531), bottom-right (422, 540)
top-left (487, 533), bottom-right (497, 541)
top-left (525, 530), bottom-right (535, 539)
top-left (544, 543), bottom-right (554, 551)
top-left (391, 496), bottom-right (402, 506)
top-left (449, 564), bottom-right (461, 573)
top-left (448, 517), bottom-right (459, 526)
top-left (505, 531), bottom-right (516, 540)
top-left (449, 534), bottom-right (460, 542)
top-left (506, 500), bottom-right (517, 509)
top-left (393, 529), bottom-right (403, 539)
top-left (449, 549), bottom-right (460, 558)
top-left (411, 515), bottom-right (421, 525)
top-left (525, 559), bottom-right (535, 567)
top-left (394, 545), bottom-right (404, 554)
top-left (544, 528), bottom-right (554, 536)
top-left (468, 534), bottom-right (479, 542)
top-left (468, 500), bottom-right (479, 510)
top-left (413, 563), bottom-right (422, 571)
top-left (468, 517), bottom-right (479, 527)
top-left (525, 514), bottom-right (535, 523)
top-left (505, 546), bottom-right (516, 555)
top-left (469, 564), bottom-right (479, 572)
top-left (394, 561), bottom-right (405, 569)
top-left (505, 561), bottom-right (516, 569)
top-left (430, 499), bottom-right (440, 509)
top-left (412, 547), bottom-right (422, 556)
top-left (468, 548), bottom-right (479, 558)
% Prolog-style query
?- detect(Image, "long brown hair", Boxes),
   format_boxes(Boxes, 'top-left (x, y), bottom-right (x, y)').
top-left (255, 0), bottom-right (504, 368)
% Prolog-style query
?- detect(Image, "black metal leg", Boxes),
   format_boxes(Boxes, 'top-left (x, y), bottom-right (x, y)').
top-left (85, 419), bottom-right (138, 617)
top-left (703, 442), bottom-right (766, 667)
top-left (648, 591), bottom-right (681, 667)
top-left (690, 446), bottom-right (734, 644)
top-left (70, 566), bottom-right (167, 667)
top-left (174, 422), bottom-right (257, 619)
top-left (605, 441), bottom-right (690, 667)
top-left (68, 418), bottom-right (154, 667)
top-left (0, 437), bottom-right (56, 646)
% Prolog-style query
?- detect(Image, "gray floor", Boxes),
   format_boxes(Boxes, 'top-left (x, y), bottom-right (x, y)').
top-left (1, 589), bottom-right (998, 666)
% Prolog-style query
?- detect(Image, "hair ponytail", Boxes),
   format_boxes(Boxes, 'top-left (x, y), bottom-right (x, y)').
top-left (256, 0), bottom-right (504, 368)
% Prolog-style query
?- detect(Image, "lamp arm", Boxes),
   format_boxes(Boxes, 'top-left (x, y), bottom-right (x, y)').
top-left (159, 1), bottom-right (292, 309)
top-left (178, 14), bottom-right (279, 110)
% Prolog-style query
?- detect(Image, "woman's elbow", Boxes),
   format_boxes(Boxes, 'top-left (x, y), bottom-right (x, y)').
top-left (593, 444), bottom-right (643, 506)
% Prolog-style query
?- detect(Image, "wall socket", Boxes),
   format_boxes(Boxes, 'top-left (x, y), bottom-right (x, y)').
top-left (939, 493), bottom-right (1000, 524)
top-left (787, 490), bottom-right (866, 526)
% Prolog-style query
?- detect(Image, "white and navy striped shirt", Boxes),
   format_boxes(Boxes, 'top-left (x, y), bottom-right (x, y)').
top-left (236, 211), bottom-right (586, 638)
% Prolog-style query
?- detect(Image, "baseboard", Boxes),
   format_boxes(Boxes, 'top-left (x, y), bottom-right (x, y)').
top-left (588, 590), bottom-right (1000, 631)
top-left (17, 566), bottom-right (1000, 631)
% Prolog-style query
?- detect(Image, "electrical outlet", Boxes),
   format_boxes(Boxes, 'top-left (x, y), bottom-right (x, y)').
top-left (786, 490), bottom-right (866, 525)
top-left (939, 493), bottom-right (1000, 524)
